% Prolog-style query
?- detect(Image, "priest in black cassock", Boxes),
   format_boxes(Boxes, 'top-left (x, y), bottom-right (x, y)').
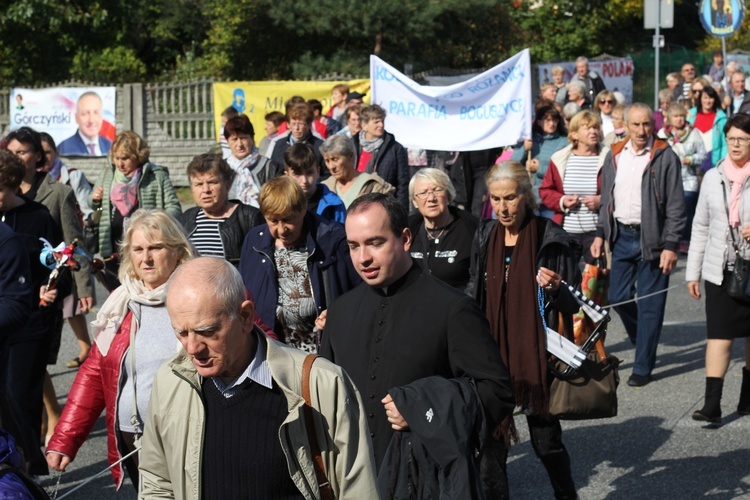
top-left (319, 193), bottom-right (515, 468)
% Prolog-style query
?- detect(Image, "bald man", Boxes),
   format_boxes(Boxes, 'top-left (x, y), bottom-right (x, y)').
top-left (138, 257), bottom-right (377, 499)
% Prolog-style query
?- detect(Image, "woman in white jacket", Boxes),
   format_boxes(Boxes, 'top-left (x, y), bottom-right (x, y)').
top-left (658, 103), bottom-right (707, 254)
top-left (686, 113), bottom-right (750, 423)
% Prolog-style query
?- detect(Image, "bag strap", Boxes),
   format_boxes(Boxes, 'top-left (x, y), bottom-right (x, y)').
top-left (128, 307), bottom-right (143, 437)
top-left (721, 179), bottom-right (742, 255)
top-left (301, 354), bottom-right (333, 500)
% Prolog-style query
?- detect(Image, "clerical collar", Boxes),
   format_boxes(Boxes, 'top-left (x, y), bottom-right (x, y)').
top-left (373, 262), bottom-right (421, 297)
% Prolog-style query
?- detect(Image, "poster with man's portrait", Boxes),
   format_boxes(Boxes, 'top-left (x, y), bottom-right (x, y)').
top-left (9, 87), bottom-right (116, 157)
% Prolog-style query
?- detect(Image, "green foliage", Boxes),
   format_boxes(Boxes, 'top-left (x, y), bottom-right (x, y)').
top-left (0, 0), bottom-right (732, 86)
top-left (71, 47), bottom-right (147, 82)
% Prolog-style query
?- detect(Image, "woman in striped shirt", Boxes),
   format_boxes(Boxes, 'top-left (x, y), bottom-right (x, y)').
top-left (539, 110), bottom-right (606, 265)
top-left (179, 154), bottom-right (262, 266)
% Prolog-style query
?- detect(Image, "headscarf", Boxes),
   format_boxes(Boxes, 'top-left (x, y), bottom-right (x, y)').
top-left (110, 167), bottom-right (142, 216)
top-left (723, 157), bottom-right (750, 227)
top-left (91, 274), bottom-right (169, 356)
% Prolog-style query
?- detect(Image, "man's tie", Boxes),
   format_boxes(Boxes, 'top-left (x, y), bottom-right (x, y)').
top-left (87, 143), bottom-right (97, 155)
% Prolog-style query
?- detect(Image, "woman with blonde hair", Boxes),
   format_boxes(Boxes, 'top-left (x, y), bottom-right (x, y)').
top-left (594, 90), bottom-right (617, 136)
top-left (239, 177), bottom-right (359, 353)
top-left (91, 131), bottom-right (181, 289)
top-left (46, 209), bottom-right (194, 490)
top-left (468, 160), bottom-right (579, 499)
top-left (539, 110), bottom-right (606, 264)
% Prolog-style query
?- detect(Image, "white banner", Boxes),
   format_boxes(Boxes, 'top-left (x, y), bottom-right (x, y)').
top-left (537, 58), bottom-right (634, 103)
top-left (9, 87), bottom-right (117, 157)
top-left (371, 50), bottom-right (532, 151)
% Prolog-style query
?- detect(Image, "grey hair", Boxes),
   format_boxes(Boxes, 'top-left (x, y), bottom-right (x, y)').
top-left (612, 91), bottom-right (626, 105)
top-left (167, 257), bottom-right (246, 320)
top-left (319, 134), bottom-right (355, 158)
top-left (551, 65), bottom-right (565, 76)
top-left (567, 80), bottom-right (586, 97)
top-left (562, 102), bottom-right (581, 119)
top-left (575, 56), bottom-right (589, 65)
top-left (624, 103), bottom-right (653, 124)
top-left (484, 160), bottom-right (538, 212)
top-left (658, 88), bottom-right (674, 103)
top-left (408, 168), bottom-right (456, 203)
top-left (726, 61), bottom-right (738, 71)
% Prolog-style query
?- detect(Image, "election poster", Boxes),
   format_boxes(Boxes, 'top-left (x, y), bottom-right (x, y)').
top-left (537, 58), bottom-right (634, 103)
top-left (9, 87), bottom-right (117, 157)
top-left (370, 49), bottom-right (532, 151)
top-left (212, 79), bottom-right (371, 142)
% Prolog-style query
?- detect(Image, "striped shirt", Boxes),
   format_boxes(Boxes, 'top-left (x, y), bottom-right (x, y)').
top-left (190, 209), bottom-right (226, 257)
top-left (562, 154), bottom-right (600, 234)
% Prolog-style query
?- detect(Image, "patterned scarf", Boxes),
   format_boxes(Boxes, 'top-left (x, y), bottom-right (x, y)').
top-left (227, 148), bottom-right (261, 207)
top-left (48, 157), bottom-right (63, 181)
top-left (723, 157), bottom-right (750, 227)
top-left (110, 167), bottom-right (142, 216)
top-left (358, 130), bottom-right (384, 153)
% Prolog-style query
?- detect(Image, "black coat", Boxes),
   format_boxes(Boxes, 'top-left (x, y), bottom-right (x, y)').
top-left (466, 217), bottom-right (581, 335)
top-left (179, 201), bottom-right (263, 267)
top-left (0, 222), bottom-right (32, 338)
top-left (378, 376), bottom-right (485, 500)
top-left (352, 132), bottom-right (410, 208)
top-left (269, 131), bottom-right (327, 177)
top-left (320, 264), bottom-right (515, 467)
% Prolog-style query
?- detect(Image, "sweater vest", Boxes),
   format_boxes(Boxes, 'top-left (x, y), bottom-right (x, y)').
top-left (200, 378), bottom-right (304, 499)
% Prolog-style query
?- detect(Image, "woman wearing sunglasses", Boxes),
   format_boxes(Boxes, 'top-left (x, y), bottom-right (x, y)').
top-left (594, 90), bottom-right (617, 137)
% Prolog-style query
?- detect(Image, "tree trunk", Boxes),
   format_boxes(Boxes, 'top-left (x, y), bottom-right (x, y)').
top-left (374, 33), bottom-right (382, 55)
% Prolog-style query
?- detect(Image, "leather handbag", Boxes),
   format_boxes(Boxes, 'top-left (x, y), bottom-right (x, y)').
top-left (302, 354), bottom-right (333, 500)
top-left (721, 180), bottom-right (750, 301)
top-left (549, 340), bottom-right (620, 420)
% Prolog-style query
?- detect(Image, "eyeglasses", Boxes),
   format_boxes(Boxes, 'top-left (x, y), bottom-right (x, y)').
top-left (692, 89), bottom-right (703, 94)
top-left (414, 188), bottom-right (446, 200)
top-left (599, 99), bottom-right (615, 105)
top-left (683, 67), bottom-right (695, 73)
top-left (726, 136), bottom-right (750, 145)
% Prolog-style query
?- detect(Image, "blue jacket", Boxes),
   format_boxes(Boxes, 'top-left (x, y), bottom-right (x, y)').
top-left (57, 130), bottom-right (112, 156)
top-left (510, 132), bottom-right (569, 206)
top-left (315, 183), bottom-right (346, 223)
top-left (0, 429), bottom-right (35, 499)
top-left (239, 211), bottom-right (361, 334)
top-left (687, 107), bottom-right (727, 169)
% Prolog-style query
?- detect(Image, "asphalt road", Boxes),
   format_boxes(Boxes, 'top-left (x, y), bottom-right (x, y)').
top-left (39, 259), bottom-right (750, 499)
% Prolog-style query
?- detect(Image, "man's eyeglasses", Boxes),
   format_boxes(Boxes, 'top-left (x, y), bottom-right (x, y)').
top-left (726, 136), bottom-right (750, 145)
top-left (599, 99), bottom-right (615, 105)
top-left (683, 67), bottom-right (695, 73)
top-left (414, 188), bottom-right (446, 200)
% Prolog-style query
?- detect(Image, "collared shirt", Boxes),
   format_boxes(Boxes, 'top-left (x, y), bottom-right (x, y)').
top-left (78, 130), bottom-right (101, 156)
top-left (210, 330), bottom-right (273, 398)
top-left (612, 137), bottom-right (653, 225)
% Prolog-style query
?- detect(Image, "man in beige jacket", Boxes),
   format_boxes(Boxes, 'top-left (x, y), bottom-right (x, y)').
top-left (138, 257), bottom-right (378, 499)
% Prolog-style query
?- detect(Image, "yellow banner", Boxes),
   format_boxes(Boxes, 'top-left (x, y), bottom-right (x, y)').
top-left (213, 79), bottom-right (370, 142)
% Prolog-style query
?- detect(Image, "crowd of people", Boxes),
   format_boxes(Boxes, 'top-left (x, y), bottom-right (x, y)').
top-left (0, 57), bottom-right (749, 499)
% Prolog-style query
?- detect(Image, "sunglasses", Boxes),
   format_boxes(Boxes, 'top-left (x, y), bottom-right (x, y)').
top-left (599, 99), bottom-right (615, 105)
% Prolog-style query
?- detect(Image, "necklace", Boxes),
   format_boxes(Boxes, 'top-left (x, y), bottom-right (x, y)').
top-left (426, 226), bottom-right (447, 244)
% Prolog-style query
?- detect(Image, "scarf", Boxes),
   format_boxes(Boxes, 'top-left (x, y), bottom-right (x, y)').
top-left (359, 130), bottom-right (384, 153)
top-left (91, 275), bottom-right (168, 356)
top-left (664, 123), bottom-right (691, 144)
top-left (227, 148), bottom-right (261, 207)
top-left (485, 214), bottom-right (549, 441)
top-left (724, 157), bottom-right (750, 227)
top-left (110, 167), bottom-right (142, 216)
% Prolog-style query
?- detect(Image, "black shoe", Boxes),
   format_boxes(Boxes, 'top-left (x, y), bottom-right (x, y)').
top-left (627, 374), bottom-right (651, 387)
top-left (692, 409), bottom-right (721, 423)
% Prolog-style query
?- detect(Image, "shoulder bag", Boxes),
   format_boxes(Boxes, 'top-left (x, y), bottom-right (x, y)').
top-left (721, 180), bottom-right (750, 301)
